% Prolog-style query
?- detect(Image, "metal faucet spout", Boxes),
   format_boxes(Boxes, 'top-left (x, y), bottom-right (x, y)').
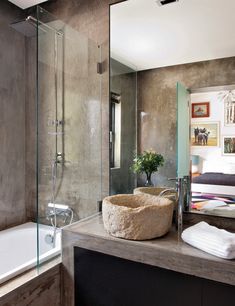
top-left (159, 188), bottom-right (177, 197)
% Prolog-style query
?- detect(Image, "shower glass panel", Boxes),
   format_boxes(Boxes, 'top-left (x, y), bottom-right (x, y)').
top-left (36, 7), bottom-right (102, 268)
top-left (177, 82), bottom-right (190, 178)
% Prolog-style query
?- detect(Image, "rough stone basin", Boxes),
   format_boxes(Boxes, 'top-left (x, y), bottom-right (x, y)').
top-left (134, 187), bottom-right (178, 208)
top-left (102, 194), bottom-right (174, 240)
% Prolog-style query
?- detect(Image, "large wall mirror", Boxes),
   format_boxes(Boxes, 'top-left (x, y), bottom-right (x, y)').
top-left (110, 0), bottom-right (235, 219)
top-left (189, 85), bottom-right (235, 218)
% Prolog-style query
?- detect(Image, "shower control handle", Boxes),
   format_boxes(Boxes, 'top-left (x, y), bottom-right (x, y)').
top-left (56, 152), bottom-right (63, 163)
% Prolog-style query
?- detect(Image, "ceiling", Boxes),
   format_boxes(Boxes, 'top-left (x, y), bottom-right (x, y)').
top-left (110, 0), bottom-right (235, 71)
top-left (8, 0), bottom-right (48, 9)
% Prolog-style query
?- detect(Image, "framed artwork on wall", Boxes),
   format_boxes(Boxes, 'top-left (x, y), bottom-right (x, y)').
top-left (192, 102), bottom-right (210, 118)
top-left (191, 122), bottom-right (219, 147)
top-left (222, 136), bottom-right (235, 155)
top-left (224, 101), bottom-right (235, 126)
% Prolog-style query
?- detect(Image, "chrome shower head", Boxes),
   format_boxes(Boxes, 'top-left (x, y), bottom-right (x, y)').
top-left (10, 16), bottom-right (47, 37)
top-left (10, 17), bottom-right (37, 37)
top-left (11, 16), bottom-right (63, 37)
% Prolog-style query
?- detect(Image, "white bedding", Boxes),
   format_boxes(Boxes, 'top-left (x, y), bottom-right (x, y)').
top-left (191, 183), bottom-right (235, 196)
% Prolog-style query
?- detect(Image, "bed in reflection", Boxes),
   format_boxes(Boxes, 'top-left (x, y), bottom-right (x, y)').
top-left (192, 172), bottom-right (235, 195)
top-left (191, 172), bottom-right (235, 217)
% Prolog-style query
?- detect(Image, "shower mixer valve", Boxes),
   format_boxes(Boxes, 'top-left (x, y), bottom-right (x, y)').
top-left (48, 203), bottom-right (68, 210)
top-left (48, 119), bottom-right (64, 126)
top-left (46, 203), bottom-right (74, 225)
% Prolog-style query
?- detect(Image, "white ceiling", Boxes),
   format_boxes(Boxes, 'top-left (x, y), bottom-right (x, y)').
top-left (111, 0), bottom-right (235, 71)
top-left (8, 0), bottom-right (48, 9)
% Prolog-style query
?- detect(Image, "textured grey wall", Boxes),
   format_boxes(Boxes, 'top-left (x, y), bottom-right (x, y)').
top-left (41, 0), bottom-right (121, 198)
top-left (25, 19), bottom-right (102, 224)
top-left (138, 57), bottom-right (235, 187)
top-left (2, 0), bottom-right (235, 228)
top-left (0, 1), bottom-right (26, 230)
top-left (25, 36), bottom-right (37, 221)
top-left (0, 0), bottom-right (119, 227)
top-left (37, 27), bottom-right (102, 223)
top-left (41, 1), bottom-right (235, 193)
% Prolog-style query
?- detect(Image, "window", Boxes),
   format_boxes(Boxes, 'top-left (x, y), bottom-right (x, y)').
top-left (110, 92), bottom-right (121, 168)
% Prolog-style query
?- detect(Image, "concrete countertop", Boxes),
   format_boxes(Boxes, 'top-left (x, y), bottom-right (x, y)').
top-left (62, 213), bottom-right (235, 306)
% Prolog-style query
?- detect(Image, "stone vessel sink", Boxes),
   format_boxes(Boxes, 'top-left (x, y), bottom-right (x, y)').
top-left (134, 187), bottom-right (178, 207)
top-left (102, 194), bottom-right (174, 240)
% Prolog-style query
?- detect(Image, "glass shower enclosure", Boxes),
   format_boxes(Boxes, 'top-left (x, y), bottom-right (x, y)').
top-left (36, 7), bottom-right (102, 267)
top-left (0, 5), bottom-right (102, 284)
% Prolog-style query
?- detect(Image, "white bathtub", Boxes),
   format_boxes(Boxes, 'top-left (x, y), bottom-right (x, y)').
top-left (0, 222), bottom-right (61, 285)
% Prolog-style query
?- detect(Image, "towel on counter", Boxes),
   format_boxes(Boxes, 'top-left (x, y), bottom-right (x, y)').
top-left (181, 221), bottom-right (235, 259)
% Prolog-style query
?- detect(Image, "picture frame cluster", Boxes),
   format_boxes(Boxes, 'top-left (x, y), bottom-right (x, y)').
top-left (191, 99), bottom-right (235, 155)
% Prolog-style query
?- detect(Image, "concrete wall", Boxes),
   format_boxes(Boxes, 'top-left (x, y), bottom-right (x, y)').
top-left (0, 0), bottom-right (120, 228)
top-left (0, 1), bottom-right (26, 230)
top-left (137, 57), bottom-right (235, 187)
top-left (24, 18), bottom-right (102, 224)
top-left (25, 36), bottom-right (37, 221)
top-left (41, 0), bottom-right (121, 199)
top-left (40, 1), bottom-right (235, 193)
top-left (21, 0), bottom-right (122, 223)
top-left (2, 0), bottom-right (235, 228)
top-left (39, 26), bottom-right (101, 223)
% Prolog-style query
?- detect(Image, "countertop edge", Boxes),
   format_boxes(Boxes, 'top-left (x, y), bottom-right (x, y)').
top-left (62, 214), bottom-right (235, 287)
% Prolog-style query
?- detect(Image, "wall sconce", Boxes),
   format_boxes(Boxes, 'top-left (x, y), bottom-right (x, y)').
top-left (191, 155), bottom-right (199, 174)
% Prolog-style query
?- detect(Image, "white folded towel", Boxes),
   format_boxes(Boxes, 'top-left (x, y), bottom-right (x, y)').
top-left (181, 221), bottom-right (235, 259)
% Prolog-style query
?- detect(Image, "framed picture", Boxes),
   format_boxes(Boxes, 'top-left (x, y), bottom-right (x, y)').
top-left (191, 122), bottom-right (219, 147)
top-left (192, 102), bottom-right (210, 118)
top-left (222, 136), bottom-right (235, 155)
top-left (224, 101), bottom-right (235, 126)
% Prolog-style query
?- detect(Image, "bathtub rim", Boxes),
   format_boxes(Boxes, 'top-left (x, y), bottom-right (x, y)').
top-left (0, 222), bottom-right (61, 286)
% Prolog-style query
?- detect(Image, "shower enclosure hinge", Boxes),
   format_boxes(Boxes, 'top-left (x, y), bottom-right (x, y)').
top-left (97, 62), bottom-right (103, 75)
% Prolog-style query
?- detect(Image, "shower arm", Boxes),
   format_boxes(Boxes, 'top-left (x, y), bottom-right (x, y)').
top-left (26, 15), bottom-right (63, 36)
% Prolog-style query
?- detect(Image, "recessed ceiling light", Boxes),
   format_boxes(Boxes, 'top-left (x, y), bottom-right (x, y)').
top-left (8, 0), bottom-right (48, 9)
top-left (156, 0), bottom-right (179, 6)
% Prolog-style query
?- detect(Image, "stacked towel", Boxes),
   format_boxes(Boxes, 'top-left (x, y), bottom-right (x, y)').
top-left (181, 222), bottom-right (235, 259)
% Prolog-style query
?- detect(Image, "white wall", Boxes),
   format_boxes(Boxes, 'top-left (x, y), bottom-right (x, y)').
top-left (190, 91), bottom-right (235, 174)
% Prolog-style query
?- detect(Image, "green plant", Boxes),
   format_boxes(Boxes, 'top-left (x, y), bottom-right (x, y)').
top-left (131, 150), bottom-right (164, 181)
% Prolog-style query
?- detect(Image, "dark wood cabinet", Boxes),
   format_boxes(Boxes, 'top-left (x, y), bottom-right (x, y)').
top-left (74, 247), bottom-right (235, 306)
top-left (202, 279), bottom-right (235, 306)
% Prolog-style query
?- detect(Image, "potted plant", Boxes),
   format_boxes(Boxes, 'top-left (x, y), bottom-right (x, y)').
top-left (131, 150), bottom-right (164, 186)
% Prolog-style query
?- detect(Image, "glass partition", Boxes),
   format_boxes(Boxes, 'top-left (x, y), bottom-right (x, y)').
top-left (36, 7), bottom-right (102, 267)
top-left (176, 82), bottom-right (190, 179)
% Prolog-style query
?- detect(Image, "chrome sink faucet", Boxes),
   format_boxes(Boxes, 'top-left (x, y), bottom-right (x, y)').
top-left (161, 176), bottom-right (190, 239)
top-left (159, 188), bottom-right (178, 197)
